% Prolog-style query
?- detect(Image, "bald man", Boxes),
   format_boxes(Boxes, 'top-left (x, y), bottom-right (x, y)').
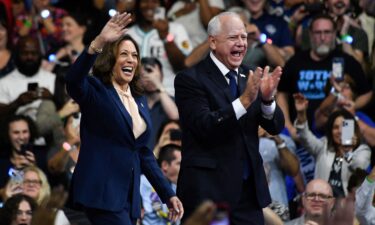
top-left (286, 179), bottom-right (335, 225)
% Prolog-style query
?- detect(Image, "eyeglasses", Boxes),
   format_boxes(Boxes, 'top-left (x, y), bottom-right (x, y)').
top-left (23, 179), bottom-right (42, 186)
top-left (304, 192), bottom-right (334, 201)
top-left (312, 30), bottom-right (335, 36)
top-left (16, 210), bottom-right (33, 216)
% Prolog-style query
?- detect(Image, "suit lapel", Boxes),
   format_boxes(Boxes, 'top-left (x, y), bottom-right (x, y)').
top-left (238, 67), bottom-right (249, 95)
top-left (203, 57), bottom-right (234, 102)
top-left (107, 87), bottom-right (133, 130)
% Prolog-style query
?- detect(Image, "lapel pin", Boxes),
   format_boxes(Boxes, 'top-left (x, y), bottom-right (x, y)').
top-left (141, 103), bottom-right (144, 108)
top-left (240, 73), bottom-right (246, 78)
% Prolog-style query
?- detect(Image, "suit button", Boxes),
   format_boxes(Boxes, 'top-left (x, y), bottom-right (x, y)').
top-left (218, 117), bottom-right (223, 122)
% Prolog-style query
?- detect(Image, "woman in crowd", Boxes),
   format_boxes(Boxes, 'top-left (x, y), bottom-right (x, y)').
top-left (293, 93), bottom-right (371, 198)
top-left (65, 12), bottom-right (183, 224)
top-left (0, 194), bottom-right (37, 225)
top-left (0, 19), bottom-right (15, 78)
top-left (3, 165), bottom-right (70, 225)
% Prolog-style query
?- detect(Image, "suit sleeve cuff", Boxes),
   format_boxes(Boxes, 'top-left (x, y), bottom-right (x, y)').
top-left (233, 98), bottom-right (247, 120)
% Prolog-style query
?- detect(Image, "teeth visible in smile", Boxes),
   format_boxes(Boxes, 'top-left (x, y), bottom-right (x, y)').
top-left (122, 67), bottom-right (133, 73)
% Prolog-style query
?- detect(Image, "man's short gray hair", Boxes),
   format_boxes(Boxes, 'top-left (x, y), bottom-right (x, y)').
top-left (207, 11), bottom-right (242, 36)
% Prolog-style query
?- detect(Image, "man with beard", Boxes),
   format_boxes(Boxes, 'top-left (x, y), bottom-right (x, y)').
top-left (277, 14), bottom-right (372, 138)
top-left (300, 0), bottom-right (369, 66)
top-left (0, 36), bottom-right (56, 120)
top-left (285, 179), bottom-right (335, 225)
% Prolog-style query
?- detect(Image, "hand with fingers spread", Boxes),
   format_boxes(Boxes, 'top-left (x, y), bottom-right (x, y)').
top-left (167, 196), bottom-right (184, 222)
top-left (88, 12), bottom-right (133, 54)
top-left (260, 66), bottom-right (282, 102)
top-left (240, 67), bottom-right (263, 108)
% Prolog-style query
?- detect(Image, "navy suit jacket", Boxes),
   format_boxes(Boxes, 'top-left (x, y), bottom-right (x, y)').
top-left (65, 51), bottom-right (175, 217)
top-left (174, 56), bottom-right (285, 211)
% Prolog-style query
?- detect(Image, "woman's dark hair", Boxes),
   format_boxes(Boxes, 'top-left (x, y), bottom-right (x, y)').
top-left (92, 35), bottom-right (143, 96)
top-left (0, 115), bottom-right (38, 157)
top-left (0, 194), bottom-right (38, 224)
top-left (325, 109), bottom-right (361, 151)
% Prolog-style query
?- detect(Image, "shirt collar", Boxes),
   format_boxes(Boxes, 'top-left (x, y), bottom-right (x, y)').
top-left (210, 52), bottom-right (239, 77)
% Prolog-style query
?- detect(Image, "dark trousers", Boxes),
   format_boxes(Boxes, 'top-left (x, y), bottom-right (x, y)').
top-left (84, 207), bottom-right (137, 225)
top-left (230, 178), bottom-right (264, 225)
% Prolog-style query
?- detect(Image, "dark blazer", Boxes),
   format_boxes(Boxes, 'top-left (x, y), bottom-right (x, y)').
top-left (174, 56), bottom-right (285, 211)
top-left (65, 51), bottom-right (175, 218)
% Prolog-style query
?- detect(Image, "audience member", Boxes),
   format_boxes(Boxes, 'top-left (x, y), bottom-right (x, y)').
top-left (153, 120), bottom-right (182, 158)
top-left (299, 0), bottom-right (369, 66)
top-left (141, 144), bottom-right (182, 225)
top-left (12, 0), bottom-right (67, 55)
top-left (3, 165), bottom-right (70, 225)
top-left (355, 165), bottom-right (375, 225)
top-left (242, 0), bottom-right (295, 61)
top-left (278, 14), bottom-right (371, 138)
top-left (0, 19), bottom-right (15, 78)
top-left (259, 127), bottom-right (299, 208)
top-left (167, 0), bottom-right (224, 48)
top-left (0, 194), bottom-right (38, 225)
top-left (0, 115), bottom-right (48, 190)
top-left (285, 179), bottom-right (335, 225)
top-left (140, 57), bottom-right (179, 148)
top-left (294, 93), bottom-right (371, 197)
top-left (128, 0), bottom-right (193, 96)
top-left (0, 36), bottom-right (55, 121)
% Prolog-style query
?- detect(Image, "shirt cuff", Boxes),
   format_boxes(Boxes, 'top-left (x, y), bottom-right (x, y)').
top-left (261, 101), bottom-right (276, 120)
top-left (233, 98), bottom-right (247, 120)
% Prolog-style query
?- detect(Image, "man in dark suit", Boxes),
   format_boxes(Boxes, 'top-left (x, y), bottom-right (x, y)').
top-left (174, 12), bottom-right (285, 225)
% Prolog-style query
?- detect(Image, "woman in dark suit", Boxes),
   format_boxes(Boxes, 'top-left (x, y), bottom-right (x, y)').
top-left (65, 12), bottom-right (183, 225)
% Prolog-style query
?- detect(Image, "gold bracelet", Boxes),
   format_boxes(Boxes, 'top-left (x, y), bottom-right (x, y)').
top-left (89, 40), bottom-right (103, 54)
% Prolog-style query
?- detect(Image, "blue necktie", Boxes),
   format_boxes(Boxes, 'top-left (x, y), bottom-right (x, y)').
top-left (227, 70), bottom-right (250, 179)
top-left (226, 70), bottom-right (239, 98)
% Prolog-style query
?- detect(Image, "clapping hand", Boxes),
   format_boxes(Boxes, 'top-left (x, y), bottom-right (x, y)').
top-left (260, 66), bottom-right (282, 102)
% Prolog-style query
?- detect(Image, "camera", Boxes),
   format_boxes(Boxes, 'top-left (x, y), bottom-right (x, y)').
top-left (27, 82), bottom-right (38, 92)
top-left (154, 7), bottom-right (166, 20)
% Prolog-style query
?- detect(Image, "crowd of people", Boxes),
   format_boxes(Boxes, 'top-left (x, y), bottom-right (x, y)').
top-left (0, 0), bottom-right (375, 224)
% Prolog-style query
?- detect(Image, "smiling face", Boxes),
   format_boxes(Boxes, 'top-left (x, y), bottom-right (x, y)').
top-left (9, 120), bottom-right (30, 151)
top-left (112, 40), bottom-right (139, 89)
top-left (22, 171), bottom-right (42, 200)
top-left (0, 23), bottom-right (7, 49)
top-left (326, 0), bottom-right (350, 16)
top-left (62, 16), bottom-right (86, 43)
top-left (209, 14), bottom-right (247, 70)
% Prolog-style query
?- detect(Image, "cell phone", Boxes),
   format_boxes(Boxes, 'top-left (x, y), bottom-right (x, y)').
top-left (72, 112), bottom-right (81, 129)
top-left (332, 57), bottom-right (344, 81)
top-left (27, 82), bottom-right (39, 91)
top-left (19, 143), bottom-right (33, 155)
top-left (8, 168), bottom-right (24, 185)
top-left (154, 7), bottom-right (166, 20)
top-left (170, 129), bottom-right (182, 141)
top-left (341, 119), bottom-right (354, 146)
top-left (210, 203), bottom-right (230, 225)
